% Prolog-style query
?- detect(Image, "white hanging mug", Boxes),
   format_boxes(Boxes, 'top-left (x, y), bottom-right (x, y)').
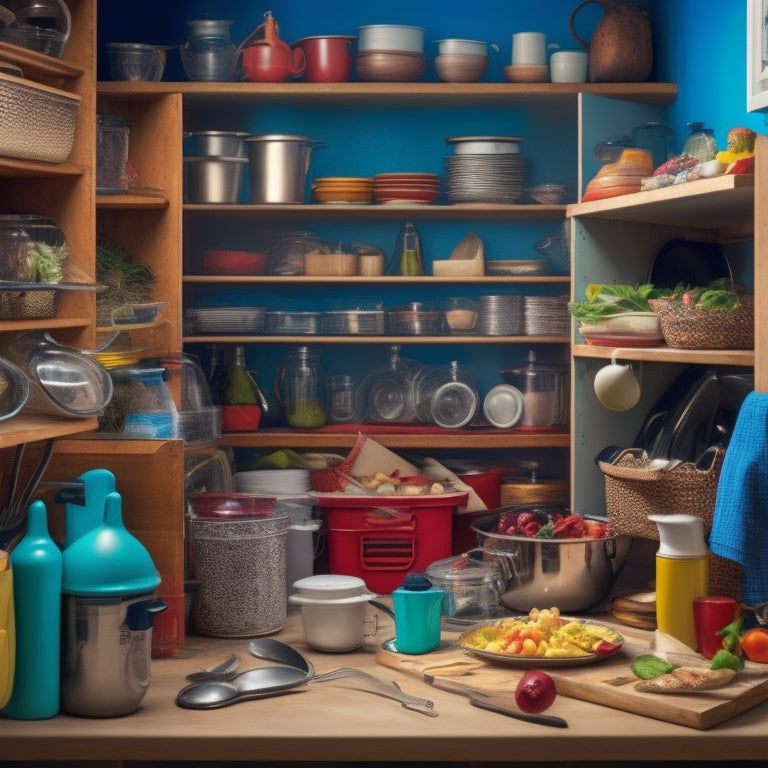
top-left (593, 353), bottom-right (640, 411)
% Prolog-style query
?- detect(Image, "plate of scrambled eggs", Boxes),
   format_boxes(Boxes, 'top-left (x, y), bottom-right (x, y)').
top-left (458, 607), bottom-right (624, 667)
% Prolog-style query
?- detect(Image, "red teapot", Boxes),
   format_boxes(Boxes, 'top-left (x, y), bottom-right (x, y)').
top-left (236, 11), bottom-right (306, 82)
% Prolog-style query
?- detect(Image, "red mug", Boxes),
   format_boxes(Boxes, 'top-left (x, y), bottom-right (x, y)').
top-left (295, 35), bottom-right (354, 83)
top-left (692, 595), bottom-right (740, 659)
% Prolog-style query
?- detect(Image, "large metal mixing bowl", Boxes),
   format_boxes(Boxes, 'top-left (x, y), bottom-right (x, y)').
top-left (470, 508), bottom-right (629, 613)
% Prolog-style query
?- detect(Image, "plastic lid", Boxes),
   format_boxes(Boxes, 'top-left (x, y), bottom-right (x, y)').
top-left (291, 574), bottom-right (374, 600)
top-left (400, 573), bottom-right (433, 591)
top-left (483, 384), bottom-right (524, 428)
top-left (426, 555), bottom-right (502, 586)
top-left (648, 514), bottom-right (709, 559)
top-left (62, 491), bottom-right (160, 596)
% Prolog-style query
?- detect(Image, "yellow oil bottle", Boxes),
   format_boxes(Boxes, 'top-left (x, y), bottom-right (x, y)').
top-left (649, 514), bottom-right (709, 650)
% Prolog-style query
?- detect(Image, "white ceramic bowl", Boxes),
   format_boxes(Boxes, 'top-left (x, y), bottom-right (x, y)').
top-left (434, 38), bottom-right (488, 56)
top-left (550, 50), bottom-right (589, 83)
top-left (357, 24), bottom-right (424, 54)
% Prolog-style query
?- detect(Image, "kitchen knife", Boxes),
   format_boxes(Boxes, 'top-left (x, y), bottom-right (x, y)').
top-left (468, 692), bottom-right (568, 728)
top-left (421, 672), bottom-right (568, 728)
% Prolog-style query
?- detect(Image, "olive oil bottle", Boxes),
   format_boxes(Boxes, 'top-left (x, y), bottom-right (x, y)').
top-left (221, 345), bottom-right (262, 431)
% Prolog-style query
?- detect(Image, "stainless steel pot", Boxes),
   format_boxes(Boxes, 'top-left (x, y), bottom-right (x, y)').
top-left (470, 508), bottom-right (629, 612)
top-left (184, 130), bottom-right (249, 157)
top-left (245, 134), bottom-right (326, 204)
top-left (183, 156), bottom-right (247, 204)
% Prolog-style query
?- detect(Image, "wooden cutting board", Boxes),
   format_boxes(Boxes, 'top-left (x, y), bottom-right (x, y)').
top-left (375, 622), bottom-right (768, 730)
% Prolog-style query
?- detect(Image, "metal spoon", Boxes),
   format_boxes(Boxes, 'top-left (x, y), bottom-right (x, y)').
top-left (176, 665), bottom-right (311, 709)
top-left (186, 653), bottom-right (241, 682)
top-left (247, 637), bottom-right (313, 673)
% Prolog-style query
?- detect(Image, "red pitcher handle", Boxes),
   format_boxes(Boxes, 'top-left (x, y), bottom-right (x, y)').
top-left (291, 46), bottom-right (306, 77)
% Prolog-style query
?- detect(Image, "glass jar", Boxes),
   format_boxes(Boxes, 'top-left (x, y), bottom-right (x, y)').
top-left (682, 122), bottom-right (717, 162)
top-left (275, 346), bottom-right (327, 428)
top-left (0, 214), bottom-right (68, 282)
top-left (96, 115), bottom-right (131, 190)
top-left (180, 19), bottom-right (235, 82)
top-left (268, 231), bottom-right (328, 275)
top-left (414, 361), bottom-right (478, 429)
top-left (363, 345), bottom-right (422, 424)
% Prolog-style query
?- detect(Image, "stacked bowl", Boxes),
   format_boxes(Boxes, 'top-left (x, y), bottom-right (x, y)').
top-left (355, 24), bottom-right (426, 81)
top-left (434, 39), bottom-right (490, 83)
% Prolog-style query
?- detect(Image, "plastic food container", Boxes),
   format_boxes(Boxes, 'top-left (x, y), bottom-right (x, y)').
top-left (289, 574), bottom-right (378, 652)
top-left (0, 214), bottom-right (68, 283)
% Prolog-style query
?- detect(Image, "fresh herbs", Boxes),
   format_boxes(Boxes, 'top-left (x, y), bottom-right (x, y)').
top-left (26, 241), bottom-right (68, 283)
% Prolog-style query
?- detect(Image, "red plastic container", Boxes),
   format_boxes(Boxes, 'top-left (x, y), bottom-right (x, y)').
top-left (316, 491), bottom-right (468, 594)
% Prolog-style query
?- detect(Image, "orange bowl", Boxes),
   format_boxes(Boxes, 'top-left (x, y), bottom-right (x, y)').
top-left (202, 249), bottom-right (267, 275)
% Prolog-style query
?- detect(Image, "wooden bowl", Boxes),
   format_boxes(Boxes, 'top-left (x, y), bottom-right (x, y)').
top-left (354, 50), bottom-right (427, 82)
top-left (435, 54), bottom-right (488, 83)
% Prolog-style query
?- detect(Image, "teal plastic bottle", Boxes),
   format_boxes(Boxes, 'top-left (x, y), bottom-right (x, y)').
top-left (5, 499), bottom-right (62, 719)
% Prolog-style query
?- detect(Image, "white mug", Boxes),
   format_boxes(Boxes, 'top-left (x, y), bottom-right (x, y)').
top-left (550, 50), bottom-right (589, 83)
top-left (511, 32), bottom-right (547, 65)
top-left (593, 356), bottom-right (640, 411)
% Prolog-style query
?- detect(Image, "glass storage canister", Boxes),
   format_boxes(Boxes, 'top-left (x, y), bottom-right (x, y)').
top-left (414, 361), bottom-right (479, 429)
top-left (96, 115), bottom-right (130, 191)
top-left (180, 19), bottom-right (236, 82)
top-left (275, 346), bottom-right (327, 428)
top-left (0, 214), bottom-right (68, 282)
top-left (363, 345), bottom-right (422, 424)
top-left (498, 349), bottom-right (569, 428)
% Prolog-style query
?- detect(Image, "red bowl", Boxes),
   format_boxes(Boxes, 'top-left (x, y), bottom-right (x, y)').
top-left (202, 249), bottom-right (267, 275)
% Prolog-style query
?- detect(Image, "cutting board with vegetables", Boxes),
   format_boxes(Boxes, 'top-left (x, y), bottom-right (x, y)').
top-left (375, 622), bottom-right (768, 730)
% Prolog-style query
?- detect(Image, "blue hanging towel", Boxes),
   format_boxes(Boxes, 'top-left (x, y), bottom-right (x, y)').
top-left (709, 390), bottom-right (768, 606)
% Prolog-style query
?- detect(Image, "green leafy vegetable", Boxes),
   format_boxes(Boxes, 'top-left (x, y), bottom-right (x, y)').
top-left (630, 654), bottom-right (676, 680)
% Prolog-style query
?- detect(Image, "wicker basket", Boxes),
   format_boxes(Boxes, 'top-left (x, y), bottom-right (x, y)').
top-left (309, 431), bottom-right (367, 492)
top-left (0, 72), bottom-right (79, 163)
top-left (600, 448), bottom-right (741, 599)
top-left (648, 296), bottom-right (754, 350)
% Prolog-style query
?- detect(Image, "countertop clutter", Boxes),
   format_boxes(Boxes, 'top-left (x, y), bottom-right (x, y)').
top-left (1, 610), bottom-right (767, 765)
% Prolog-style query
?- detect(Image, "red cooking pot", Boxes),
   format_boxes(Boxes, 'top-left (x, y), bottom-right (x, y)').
top-left (294, 35), bottom-right (355, 82)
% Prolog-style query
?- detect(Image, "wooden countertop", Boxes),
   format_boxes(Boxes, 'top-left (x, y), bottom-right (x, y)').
top-left (1, 609), bottom-right (767, 764)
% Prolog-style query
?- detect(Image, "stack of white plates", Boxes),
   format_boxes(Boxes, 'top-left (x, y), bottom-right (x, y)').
top-left (234, 469), bottom-right (312, 496)
top-left (524, 295), bottom-right (570, 336)
top-left (185, 307), bottom-right (265, 334)
top-left (443, 155), bottom-right (526, 204)
top-left (478, 295), bottom-right (524, 335)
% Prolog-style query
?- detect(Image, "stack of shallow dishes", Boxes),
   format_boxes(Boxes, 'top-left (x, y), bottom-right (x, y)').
top-left (264, 310), bottom-right (321, 335)
top-left (234, 468), bottom-right (312, 496)
top-left (323, 310), bottom-right (386, 335)
top-left (184, 306), bottom-right (265, 334)
top-left (524, 295), bottom-right (570, 336)
top-left (373, 172), bottom-right (441, 204)
top-left (477, 295), bottom-right (524, 335)
top-left (444, 136), bottom-right (526, 204)
top-left (311, 177), bottom-right (375, 204)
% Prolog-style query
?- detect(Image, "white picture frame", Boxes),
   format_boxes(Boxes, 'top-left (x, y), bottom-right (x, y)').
top-left (748, 0), bottom-right (768, 111)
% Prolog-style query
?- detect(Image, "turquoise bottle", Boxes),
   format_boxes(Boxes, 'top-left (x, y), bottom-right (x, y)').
top-left (5, 499), bottom-right (62, 719)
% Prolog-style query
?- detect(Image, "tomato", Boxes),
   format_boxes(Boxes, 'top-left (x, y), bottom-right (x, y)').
top-left (741, 628), bottom-right (768, 663)
top-left (514, 670), bottom-right (557, 714)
